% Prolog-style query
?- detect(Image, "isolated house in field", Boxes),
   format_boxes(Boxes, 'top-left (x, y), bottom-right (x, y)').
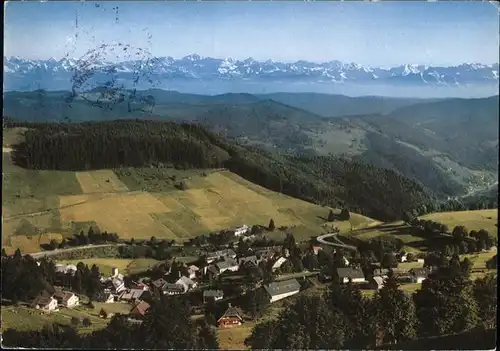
top-left (271, 257), bottom-right (288, 271)
top-left (217, 303), bottom-right (244, 328)
top-left (203, 289), bottom-right (224, 303)
top-left (129, 300), bottom-right (150, 319)
top-left (337, 267), bottom-right (366, 284)
top-left (54, 289), bottom-right (79, 308)
top-left (398, 251), bottom-right (408, 263)
top-left (264, 279), bottom-right (301, 303)
top-left (215, 258), bottom-right (240, 274)
top-left (176, 276), bottom-right (197, 292)
top-left (410, 268), bottom-right (429, 283)
top-left (233, 225), bottom-right (249, 237)
top-left (31, 294), bottom-right (58, 312)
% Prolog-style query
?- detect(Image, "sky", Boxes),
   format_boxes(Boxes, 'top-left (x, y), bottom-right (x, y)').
top-left (4, 1), bottom-right (499, 67)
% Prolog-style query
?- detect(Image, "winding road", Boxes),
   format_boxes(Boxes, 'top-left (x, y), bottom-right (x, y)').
top-left (316, 232), bottom-right (358, 251)
top-left (25, 243), bottom-right (127, 259)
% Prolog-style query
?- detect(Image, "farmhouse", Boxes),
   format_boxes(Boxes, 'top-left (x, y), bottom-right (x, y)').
top-left (163, 283), bottom-right (186, 295)
top-left (111, 277), bottom-right (126, 294)
top-left (264, 279), bottom-right (301, 303)
top-left (217, 303), bottom-right (244, 328)
top-left (55, 264), bottom-right (77, 276)
top-left (119, 288), bottom-right (150, 303)
top-left (337, 267), bottom-right (366, 284)
top-left (215, 258), bottom-right (240, 274)
top-left (31, 294), bottom-right (58, 312)
top-left (176, 276), bottom-right (197, 292)
top-left (238, 255), bottom-right (259, 268)
top-left (271, 257), bottom-right (288, 271)
top-left (54, 289), bottom-right (79, 308)
top-left (233, 224), bottom-right (249, 237)
top-left (203, 289), bottom-right (224, 303)
top-left (205, 249), bottom-right (237, 263)
top-left (410, 268), bottom-right (429, 283)
top-left (111, 267), bottom-right (124, 281)
top-left (129, 300), bottom-right (150, 319)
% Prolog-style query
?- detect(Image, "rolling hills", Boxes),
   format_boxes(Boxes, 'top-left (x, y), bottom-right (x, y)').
top-left (4, 90), bottom-right (498, 200)
top-left (3, 125), bottom-right (394, 254)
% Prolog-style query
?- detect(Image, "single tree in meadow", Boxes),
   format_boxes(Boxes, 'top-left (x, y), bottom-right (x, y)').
top-left (268, 218), bottom-right (276, 231)
top-left (328, 209), bottom-right (335, 222)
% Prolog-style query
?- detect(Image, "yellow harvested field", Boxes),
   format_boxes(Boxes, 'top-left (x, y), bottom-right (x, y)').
top-left (5, 167), bottom-right (377, 247)
top-left (38, 232), bottom-right (64, 245)
top-left (59, 192), bottom-right (176, 240)
top-left (421, 209), bottom-right (498, 235)
top-left (76, 170), bottom-right (129, 193)
top-left (6, 236), bottom-right (41, 254)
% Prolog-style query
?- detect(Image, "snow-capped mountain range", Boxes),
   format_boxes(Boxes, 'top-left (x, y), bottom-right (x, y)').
top-left (4, 55), bottom-right (499, 93)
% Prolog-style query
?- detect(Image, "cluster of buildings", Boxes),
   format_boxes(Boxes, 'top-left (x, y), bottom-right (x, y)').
top-left (28, 223), bottom-right (432, 329)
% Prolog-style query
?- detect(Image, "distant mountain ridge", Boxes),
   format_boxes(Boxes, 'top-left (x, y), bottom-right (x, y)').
top-left (4, 55), bottom-right (498, 97)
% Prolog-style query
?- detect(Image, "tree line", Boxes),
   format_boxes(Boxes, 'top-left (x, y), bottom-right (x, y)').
top-left (1, 250), bottom-right (103, 302)
top-left (406, 216), bottom-right (497, 254)
top-left (244, 256), bottom-right (497, 349)
top-left (5, 119), bottom-right (436, 221)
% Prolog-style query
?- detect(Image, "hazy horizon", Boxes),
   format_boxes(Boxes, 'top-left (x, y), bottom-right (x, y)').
top-left (4, 1), bottom-right (499, 67)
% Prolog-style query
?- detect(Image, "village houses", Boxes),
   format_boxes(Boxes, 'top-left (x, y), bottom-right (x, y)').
top-left (176, 276), bottom-right (197, 292)
top-left (31, 294), bottom-right (58, 312)
top-left (337, 267), bottom-right (366, 284)
top-left (264, 279), bottom-right (301, 303)
top-left (233, 224), bottom-right (249, 237)
top-left (204, 249), bottom-right (237, 264)
top-left (217, 303), bottom-right (244, 328)
top-left (203, 289), bottom-right (224, 303)
top-left (54, 288), bottom-right (79, 308)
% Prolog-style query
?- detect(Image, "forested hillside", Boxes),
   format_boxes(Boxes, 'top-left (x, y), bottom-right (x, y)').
top-left (4, 90), bottom-right (498, 199)
top-left (5, 119), bottom-right (436, 221)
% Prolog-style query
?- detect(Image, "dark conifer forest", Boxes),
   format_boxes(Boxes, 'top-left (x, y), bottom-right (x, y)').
top-left (5, 118), bottom-right (437, 221)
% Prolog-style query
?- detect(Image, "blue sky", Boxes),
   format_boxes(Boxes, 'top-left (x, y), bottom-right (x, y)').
top-left (4, 1), bottom-right (499, 67)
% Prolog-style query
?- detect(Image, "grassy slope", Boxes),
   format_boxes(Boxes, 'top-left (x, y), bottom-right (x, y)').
top-left (1, 302), bottom-right (132, 335)
top-left (57, 258), bottom-right (160, 276)
top-left (350, 209), bottom-right (498, 252)
top-left (2, 128), bottom-right (376, 254)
